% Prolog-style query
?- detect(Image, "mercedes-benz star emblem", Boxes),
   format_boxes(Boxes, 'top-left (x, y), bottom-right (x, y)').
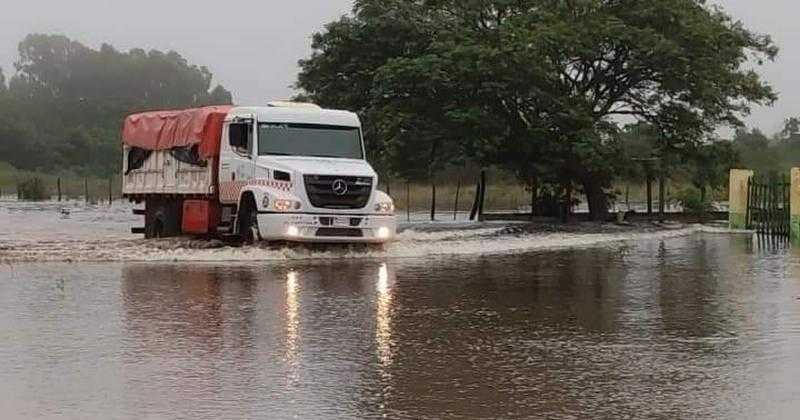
top-left (331, 179), bottom-right (348, 196)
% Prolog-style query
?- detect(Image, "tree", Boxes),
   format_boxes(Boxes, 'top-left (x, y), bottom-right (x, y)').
top-left (0, 34), bottom-right (234, 176)
top-left (297, 0), bottom-right (777, 221)
top-left (780, 117), bottom-right (800, 144)
top-left (687, 141), bottom-right (740, 202)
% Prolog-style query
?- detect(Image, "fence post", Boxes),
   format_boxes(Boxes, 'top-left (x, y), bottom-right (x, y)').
top-left (729, 169), bottom-right (754, 230)
top-left (57, 178), bottom-right (62, 202)
top-left (84, 178), bottom-right (89, 204)
top-left (791, 169), bottom-right (800, 242)
top-left (745, 176), bottom-right (752, 229)
top-left (646, 172), bottom-right (653, 216)
top-left (430, 181), bottom-right (437, 222)
top-left (478, 170), bottom-right (487, 222)
top-left (453, 176), bottom-right (461, 221)
top-left (108, 176), bottom-right (113, 206)
top-left (406, 181), bottom-right (411, 223)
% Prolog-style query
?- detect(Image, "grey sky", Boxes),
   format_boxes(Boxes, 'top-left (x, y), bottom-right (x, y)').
top-left (0, 0), bottom-right (796, 134)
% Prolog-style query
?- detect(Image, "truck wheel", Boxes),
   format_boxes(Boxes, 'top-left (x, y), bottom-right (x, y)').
top-left (145, 198), bottom-right (182, 239)
top-left (238, 197), bottom-right (260, 244)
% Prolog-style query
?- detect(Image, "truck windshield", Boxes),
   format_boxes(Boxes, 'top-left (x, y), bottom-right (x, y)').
top-left (258, 123), bottom-right (363, 159)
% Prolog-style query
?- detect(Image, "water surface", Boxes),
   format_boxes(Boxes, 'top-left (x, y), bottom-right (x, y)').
top-left (1, 234), bottom-right (799, 419)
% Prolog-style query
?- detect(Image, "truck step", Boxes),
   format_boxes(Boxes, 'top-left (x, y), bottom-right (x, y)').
top-left (216, 224), bottom-right (234, 234)
top-left (132, 208), bottom-right (146, 216)
top-left (131, 227), bottom-right (145, 234)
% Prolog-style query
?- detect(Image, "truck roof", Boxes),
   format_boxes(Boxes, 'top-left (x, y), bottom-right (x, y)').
top-left (228, 106), bottom-right (361, 127)
top-left (229, 105), bottom-right (361, 127)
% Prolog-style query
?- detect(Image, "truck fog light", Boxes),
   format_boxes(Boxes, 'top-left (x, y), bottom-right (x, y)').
top-left (375, 202), bottom-right (395, 214)
top-left (287, 225), bottom-right (300, 237)
top-left (377, 227), bottom-right (391, 239)
top-left (274, 199), bottom-right (298, 212)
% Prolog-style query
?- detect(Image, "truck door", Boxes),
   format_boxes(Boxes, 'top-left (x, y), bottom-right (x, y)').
top-left (220, 118), bottom-right (255, 204)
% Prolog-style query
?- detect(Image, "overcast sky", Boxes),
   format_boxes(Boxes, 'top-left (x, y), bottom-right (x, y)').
top-left (0, 0), bottom-right (797, 134)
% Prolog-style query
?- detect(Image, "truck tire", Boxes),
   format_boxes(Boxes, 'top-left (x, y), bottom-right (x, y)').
top-left (238, 195), bottom-right (260, 244)
top-left (145, 197), bottom-right (182, 239)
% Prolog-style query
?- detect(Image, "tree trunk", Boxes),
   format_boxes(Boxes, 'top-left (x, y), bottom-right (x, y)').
top-left (582, 177), bottom-right (609, 222)
top-left (477, 170), bottom-right (487, 222)
top-left (563, 183), bottom-right (573, 223)
top-left (453, 176), bottom-right (461, 221)
top-left (469, 178), bottom-right (481, 221)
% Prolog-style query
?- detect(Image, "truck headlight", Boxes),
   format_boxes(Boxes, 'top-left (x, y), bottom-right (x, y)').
top-left (274, 199), bottom-right (301, 212)
top-left (375, 201), bottom-right (395, 214)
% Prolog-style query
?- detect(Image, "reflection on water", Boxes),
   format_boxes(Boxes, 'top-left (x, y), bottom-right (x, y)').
top-left (285, 270), bottom-right (300, 376)
top-left (1, 234), bottom-right (800, 419)
top-left (376, 263), bottom-right (394, 379)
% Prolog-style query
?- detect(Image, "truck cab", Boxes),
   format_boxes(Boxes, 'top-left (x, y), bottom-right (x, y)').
top-left (218, 103), bottom-right (396, 243)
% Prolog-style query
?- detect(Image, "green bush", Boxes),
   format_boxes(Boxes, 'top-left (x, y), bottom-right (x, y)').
top-left (17, 177), bottom-right (48, 201)
top-left (675, 187), bottom-right (713, 214)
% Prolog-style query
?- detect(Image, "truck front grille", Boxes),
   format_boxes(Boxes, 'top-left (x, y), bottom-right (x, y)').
top-left (316, 228), bottom-right (364, 238)
top-left (304, 175), bottom-right (373, 209)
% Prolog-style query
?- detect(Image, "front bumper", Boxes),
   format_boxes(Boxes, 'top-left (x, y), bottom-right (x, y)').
top-left (256, 212), bottom-right (397, 243)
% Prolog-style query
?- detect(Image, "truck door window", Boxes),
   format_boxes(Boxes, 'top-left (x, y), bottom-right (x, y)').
top-left (229, 123), bottom-right (253, 157)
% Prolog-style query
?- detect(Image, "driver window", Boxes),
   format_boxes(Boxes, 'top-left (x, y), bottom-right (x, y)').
top-left (229, 123), bottom-right (253, 157)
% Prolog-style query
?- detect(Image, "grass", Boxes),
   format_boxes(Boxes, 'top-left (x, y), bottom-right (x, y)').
top-left (0, 162), bottom-right (121, 202)
top-left (2, 161), bottom-right (724, 213)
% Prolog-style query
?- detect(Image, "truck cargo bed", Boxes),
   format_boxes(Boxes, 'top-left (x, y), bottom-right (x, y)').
top-left (122, 147), bottom-right (215, 197)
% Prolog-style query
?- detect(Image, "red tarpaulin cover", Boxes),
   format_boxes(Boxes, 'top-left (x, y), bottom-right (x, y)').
top-left (122, 106), bottom-right (233, 159)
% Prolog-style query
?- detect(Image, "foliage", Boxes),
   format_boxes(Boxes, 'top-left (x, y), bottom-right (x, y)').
top-left (297, 0), bottom-right (777, 220)
top-left (675, 187), bottom-right (713, 215)
top-left (734, 127), bottom-right (800, 177)
top-left (686, 141), bottom-right (740, 201)
top-left (0, 34), bottom-right (233, 177)
top-left (17, 177), bottom-right (48, 201)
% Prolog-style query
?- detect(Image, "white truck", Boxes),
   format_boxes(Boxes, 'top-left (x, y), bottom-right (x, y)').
top-left (121, 102), bottom-right (397, 243)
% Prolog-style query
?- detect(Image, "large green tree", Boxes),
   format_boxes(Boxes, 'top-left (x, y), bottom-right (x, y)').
top-left (0, 34), bottom-right (233, 176)
top-left (297, 0), bottom-right (777, 220)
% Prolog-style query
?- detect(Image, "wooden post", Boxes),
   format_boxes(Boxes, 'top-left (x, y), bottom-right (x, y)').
top-left (57, 177), bottom-right (62, 202)
top-left (478, 170), bottom-right (487, 222)
top-left (646, 173), bottom-right (653, 216)
top-left (658, 174), bottom-right (666, 220)
top-left (84, 178), bottom-right (89, 204)
top-left (430, 181), bottom-right (437, 221)
top-left (530, 177), bottom-right (538, 221)
top-left (406, 181), bottom-right (411, 223)
top-left (108, 176), bottom-right (113, 205)
top-left (453, 176), bottom-right (461, 221)
top-left (791, 169), bottom-right (799, 242)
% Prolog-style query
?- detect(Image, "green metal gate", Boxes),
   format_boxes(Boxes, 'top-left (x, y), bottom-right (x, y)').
top-left (746, 175), bottom-right (791, 236)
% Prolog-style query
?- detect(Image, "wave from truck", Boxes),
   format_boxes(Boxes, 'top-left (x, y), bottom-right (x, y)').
top-left (121, 102), bottom-right (397, 244)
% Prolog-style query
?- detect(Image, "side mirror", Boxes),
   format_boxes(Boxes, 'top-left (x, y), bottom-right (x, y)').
top-left (229, 123), bottom-right (249, 149)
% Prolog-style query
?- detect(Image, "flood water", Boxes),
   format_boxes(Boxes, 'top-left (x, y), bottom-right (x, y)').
top-left (1, 232), bottom-right (799, 419)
